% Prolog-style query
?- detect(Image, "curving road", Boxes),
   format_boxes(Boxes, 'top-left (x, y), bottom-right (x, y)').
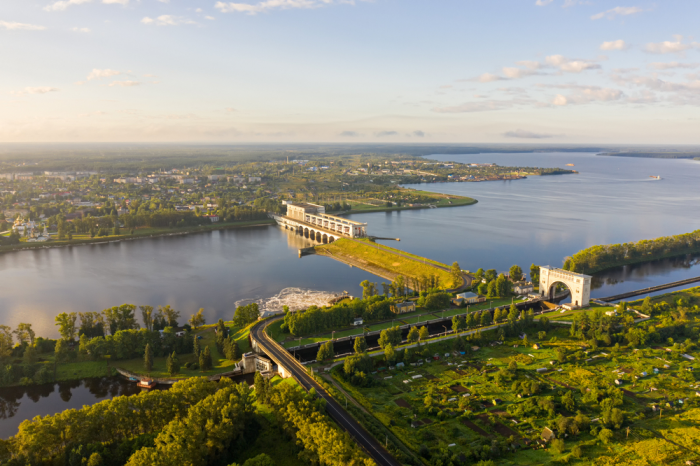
top-left (251, 317), bottom-right (403, 466)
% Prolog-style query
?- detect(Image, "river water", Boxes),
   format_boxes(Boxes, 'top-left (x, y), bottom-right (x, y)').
top-left (1, 151), bottom-right (700, 436)
top-left (2, 152), bottom-right (699, 338)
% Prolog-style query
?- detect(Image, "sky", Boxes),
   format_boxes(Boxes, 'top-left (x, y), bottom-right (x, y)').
top-left (2, 0), bottom-right (700, 144)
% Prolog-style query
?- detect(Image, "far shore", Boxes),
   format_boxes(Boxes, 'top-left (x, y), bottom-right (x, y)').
top-left (0, 219), bottom-right (276, 255)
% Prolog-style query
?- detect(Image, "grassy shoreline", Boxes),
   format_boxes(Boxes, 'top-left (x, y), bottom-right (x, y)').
top-left (315, 238), bottom-right (454, 286)
top-left (573, 248), bottom-right (700, 275)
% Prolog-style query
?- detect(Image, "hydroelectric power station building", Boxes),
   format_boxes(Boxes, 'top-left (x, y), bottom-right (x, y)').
top-left (271, 202), bottom-right (367, 243)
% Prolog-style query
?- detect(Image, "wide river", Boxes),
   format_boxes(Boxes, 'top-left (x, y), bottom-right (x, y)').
top-left (1, 151), bottom-right (700, 437)
top-left (3, 152), bottom-right (700, 339)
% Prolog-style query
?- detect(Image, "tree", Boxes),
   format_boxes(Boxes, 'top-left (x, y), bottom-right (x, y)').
top-left (87, 453), bottom-right (103, 466)
top-left (377, 326), bottom-right (401, 348)
top-left (200, 346), bottom-right (213, 371)
top-left (487, 280), bottom-right (498, 298)
top-left (452, 315), bottom-right (464, 332)
top-left (189, 308), bottom-right (206, 330)
top-left (353, 336), bottom-right (367, 353)
top-left (55, 312), bottom-right (78, 341)
top-left (530, 264), bottom-right (540, 283)
top-left (55, 338), bottom-right (70, 362)
top-left (641, 296), bottom-right (652, 316)
top-left (407, 326), bottom-right (419, 344)
top-left (140, 305), bottom-right (154, 331)
top-left (317, 341), bottom-right (334, 361)
top-left (232, 303), bottom-right (259, 327)
top-left (599, 428), bottom-right (613, 444)
top-left (507, 304), bottom-right (518, 323)
top-left (159, 305), bottom-right (180, 327)
top-left (509, 265), bottom-right (523, 282)
top-left (418, 326), bottom-right (429, 342)
top-left (450, 262), bottom-right (462, 288)
top-left (193, 335), bottom-right (201, 357)
top-left (227, 339), bottom-right (241, 361)
top-left (254, 371), bottom-right (268, 403)
top-left (13, 323), bottom-right (35, 345)
top-left (144, 343), bottom-right (153, 372)
top-left (238, 453), bottom-right (276, 466)
top-left (473, 268), bottom-right (484, 282)
top-left (484, 269), bottom-right (497, 282)
top-left (477, 282), bottom-right (488, 296)
top-left (562, 391), bottom-right (576, 412)
top-left (550, 438), bottom-right (565, 454)
top-left (360, 280), bottom-right (376, 299)
top-left (166, 352), bottom-right (180, 375)
top-left (384, 344), bottom-right (395, 364)
top-left (23, 344), bottom-right (37, 364)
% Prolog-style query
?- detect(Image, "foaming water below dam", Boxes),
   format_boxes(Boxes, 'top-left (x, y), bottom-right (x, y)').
top-left (235, 287), bottom-right (345, 317)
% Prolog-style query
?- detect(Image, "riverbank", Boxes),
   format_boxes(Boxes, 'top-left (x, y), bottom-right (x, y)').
top-left (332, 191), bottom-right (477, 215)
top-left (0, 320), bottom-right (256, 388)
top-left (0, 219), bottom-right (276, 255)
top-left (315, 238), bottom-right (456, 287)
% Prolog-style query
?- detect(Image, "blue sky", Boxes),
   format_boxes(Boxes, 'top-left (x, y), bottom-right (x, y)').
top-left (2, 0), bottom-right (700, 143)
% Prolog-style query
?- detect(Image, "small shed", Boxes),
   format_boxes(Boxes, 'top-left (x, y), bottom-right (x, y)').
top-left (541, 427), bottom-right (556, 443)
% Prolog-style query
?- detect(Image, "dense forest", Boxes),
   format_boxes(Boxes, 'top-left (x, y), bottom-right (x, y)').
top-left (563, 229), bottom-right (700, 274)
top-left (0, 375), bottom-right (374, 466)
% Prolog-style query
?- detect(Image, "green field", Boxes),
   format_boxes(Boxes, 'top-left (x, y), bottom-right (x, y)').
top-left (329, 322), bottom-right (700, 465)
top-left (316, 238), bottom-right (455, 286)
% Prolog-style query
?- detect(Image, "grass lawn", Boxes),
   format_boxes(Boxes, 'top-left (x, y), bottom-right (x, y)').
top-left (316, 238), bottom-right (454, 285)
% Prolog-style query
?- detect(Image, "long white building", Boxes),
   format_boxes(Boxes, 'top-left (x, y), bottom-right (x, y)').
top-left (272, 202), bottom-right (367, 242)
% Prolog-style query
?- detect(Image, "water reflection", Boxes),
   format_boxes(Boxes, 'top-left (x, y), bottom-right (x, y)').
top-left (592, 253), bottom-right (700, 298)
top-left (0, 377), bottom-right (142, 438)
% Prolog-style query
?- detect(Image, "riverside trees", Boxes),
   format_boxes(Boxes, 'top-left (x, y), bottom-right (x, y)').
top-left (564, 229), bottom-right (700, 273)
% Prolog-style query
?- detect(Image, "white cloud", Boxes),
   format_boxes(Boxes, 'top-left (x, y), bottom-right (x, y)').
top-left (476, 73), bottom-right (504, 83)
top-left (109, 80), bottom-right (141, 87)
top-left (87, 69), bottom-right (121, 80)
top-left (502, 67), bottom-right (538, 79)
top-left (591, 6), bottom-right (645, 20)
top-left (12, 87), bottom-right (59, 96)
top-left (550, 85), bottom-right (624, 105)
top-left (545, 55), bottom-right (601, 73)
top-left (535, 0), bottom-right (554, 5)
top-left (552, 94), bottom-right (568, 106)
top-left (215, 0), bottom-right (337, 15)
top-left (44, 0), bottom-right (92, 11)
top-left (45, 0), bottom-right (127, 10)
top-left (71, 27), bottom-right (91, 33)
top-left (143, 74), bottom-right (158, 77)
top-left (158, 0), bottom-right (170, 2)
top-left (649, 62), bottom-right (699, 70)
top-left (0, 20), bottom-right (46, 31)
top-left (205, 16), bottom-right (216, 20)
top-left (504, 129), bottom-right (557, 139)
top-left (644, 36), bottom-right (700, 55)
top-left (600, 40), bottom-right (627, 51)
top-left (517, 60), bottom-right (541, 70)
top-left (141, 15), bottom-right (197, 26)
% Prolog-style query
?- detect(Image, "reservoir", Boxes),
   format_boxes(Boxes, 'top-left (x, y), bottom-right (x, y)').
top-left (1, 151), bottom-right (700, 436)
top-left (1, 152), bottom-right (699, 339)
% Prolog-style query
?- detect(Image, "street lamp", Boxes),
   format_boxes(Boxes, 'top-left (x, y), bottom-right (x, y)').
top-left (442, 325), bottom-right (447, 337)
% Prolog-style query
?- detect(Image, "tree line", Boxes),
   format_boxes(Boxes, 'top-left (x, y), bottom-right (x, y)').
top-left (1, 375), bottom-right (375, 466)
top-left (563, 229), bottom-right (700, 274)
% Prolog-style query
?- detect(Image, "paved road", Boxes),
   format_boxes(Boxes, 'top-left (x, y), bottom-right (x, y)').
top-left (251, 317), bottom-right (403, 466)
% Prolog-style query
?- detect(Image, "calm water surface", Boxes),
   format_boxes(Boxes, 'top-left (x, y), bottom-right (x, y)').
top-left (1, 152), bottom-right (699, 337)
top-left (1, 152), bottom-right (699, 436)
